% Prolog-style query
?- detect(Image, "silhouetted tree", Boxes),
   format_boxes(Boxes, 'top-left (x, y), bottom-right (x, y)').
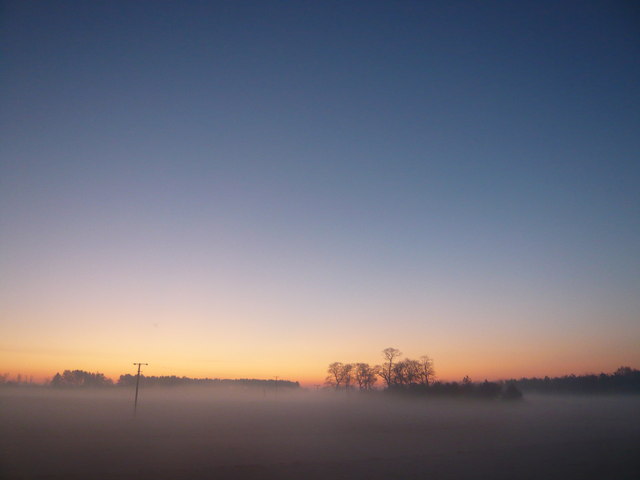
top-left (461, 375), bottom-right (473, 394)
top-left (477, 380), bottom-right (502, 399)
top-left (509, 367), bottom-right (640, 394)
top-left (391, 359), bottom-right (421, 386)
top-left (418, 355), bottom-right (435, 385)
top-left (380, 347), bottom-right (402, 387)
top-left (51, 373), bottom-right (62, 386)
top-left (325, 363), bottom-right (358, 390)
top-left (51, 370), bottom-right (113, 388)
top-left (355, 363), bottom-right (379, 390)
top-left (116, 374), bottom-right (299, 388)
top-left (326, 362), bottom-right (346, 390)
top-left (342, 363), bottom-right (355, 390)
top-left (429, 380), bottom-right (461, 396)
top-left (615, 366), bottom-right (634, 377)
top-left (502, 382), bottom-right (523, 401)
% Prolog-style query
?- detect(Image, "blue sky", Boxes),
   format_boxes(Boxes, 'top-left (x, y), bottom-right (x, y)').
top-left (1, 1), bottom-right (639, 381)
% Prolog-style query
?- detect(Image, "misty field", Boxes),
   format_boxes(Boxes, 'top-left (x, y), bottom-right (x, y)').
top-left (1, 387), bottom-right (639, 479)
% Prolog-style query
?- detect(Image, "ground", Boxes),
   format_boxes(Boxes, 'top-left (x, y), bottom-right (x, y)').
top-left (1, 387), bottom-right (639, 479)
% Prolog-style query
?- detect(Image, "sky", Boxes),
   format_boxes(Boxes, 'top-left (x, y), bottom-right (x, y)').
top-left (1, 0), bottom-right (639, 385)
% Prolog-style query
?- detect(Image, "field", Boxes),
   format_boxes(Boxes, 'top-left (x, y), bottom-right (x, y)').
top-left (1, 387), bottom-right (639, 479)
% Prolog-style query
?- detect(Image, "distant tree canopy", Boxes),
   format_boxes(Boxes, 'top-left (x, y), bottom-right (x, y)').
top-left (425, 378), bottom-right (516, 400)
top-left (326, 362), bottom-right (378, 390)
top-left (326, 348), bottom-right (435, 390)
top-left (47, 370), bottom-right (299, 389)
top-left (325, 351), bottom-right (640, 399)
top-left (509, 367), bottom-right (640, 394)
top-left (51, 370), bottom-right (113, 388)
top-left (117, 375), bottom-right (299, 389)
top-left (326, 348), bottom-right (520, 400)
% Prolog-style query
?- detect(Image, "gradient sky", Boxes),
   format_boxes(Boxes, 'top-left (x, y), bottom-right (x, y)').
top-left (2, 1), bottom-right (639, 385)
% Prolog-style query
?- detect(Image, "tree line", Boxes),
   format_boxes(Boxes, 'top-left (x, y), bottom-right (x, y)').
top-left (508, 366), bottom-right (640, 394)
top-left (326, 347), bottom-right (435, 390)
top-left (326, 349), bottom-right (640, 398)
top-left (118, 374), bottom-right (299, 389)
top-left (51, 370), bottom-right (113, 387)
top-left (327, 348), bottom-right (521, 400)
top-left (45, 370), bottom-right (299, 389)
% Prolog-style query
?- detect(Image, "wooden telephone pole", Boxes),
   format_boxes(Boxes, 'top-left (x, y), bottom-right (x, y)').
top-left (133, 362), bottom-right (148, 417)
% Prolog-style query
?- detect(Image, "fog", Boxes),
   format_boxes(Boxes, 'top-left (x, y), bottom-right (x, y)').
top-left (2, 387), bottom-right (639, 479)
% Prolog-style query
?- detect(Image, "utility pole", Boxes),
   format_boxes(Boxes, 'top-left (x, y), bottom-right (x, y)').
top-left (275, 375), bottom-right (279, 394)
top-left (133, 362), bottom-right (148, 417)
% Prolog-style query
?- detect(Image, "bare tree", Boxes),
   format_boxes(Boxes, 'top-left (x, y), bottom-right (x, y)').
top-left (380, 347), bottom-right (402, 387)
top-left (326, 362), bottom-right (345, 390)
top-left (355, 363), bottom-right (379, 390)
top-left (329, 349), bottom-right (434, 392)
top-left (367, 365), bottom-right (380, 390)
top-left (391, 359), bottom-right (421, 386)
top-left (391, 361), bottom-right (405, 385)
top-left (326, 362), bottom-right (357, 391)
top-left (418, 355), bottom-right (435, 385)
top-left (405, 359), bottom-right (421, 385)
top-left (343, 363), bottom-right (354, 390)
top-left (355, 363), bottom-right (367, 390)
top-left (461, 375), bottom-right (473, 393)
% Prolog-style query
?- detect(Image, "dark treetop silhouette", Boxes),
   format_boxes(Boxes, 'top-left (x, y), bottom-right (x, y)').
top-left (324, 348), bottom-right (640, 399)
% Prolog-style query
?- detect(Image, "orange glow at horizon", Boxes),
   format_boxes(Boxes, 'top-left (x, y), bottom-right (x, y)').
top-left (3, 337), bottom-right (639, 387)
top-left (2, 286), bottom-right (639, 387)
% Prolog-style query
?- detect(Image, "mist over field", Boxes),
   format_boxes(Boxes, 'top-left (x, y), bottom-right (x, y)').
top-left (2, 387), bottom-right (639, 479)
